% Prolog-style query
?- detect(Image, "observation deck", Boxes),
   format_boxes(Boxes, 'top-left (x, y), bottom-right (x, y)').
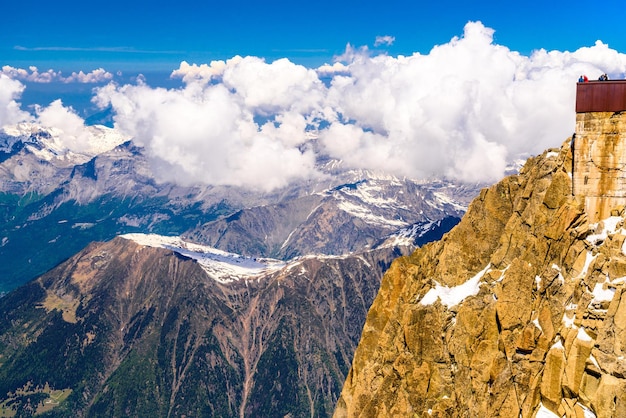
top-left (576, 80), bottom-right (626, 113)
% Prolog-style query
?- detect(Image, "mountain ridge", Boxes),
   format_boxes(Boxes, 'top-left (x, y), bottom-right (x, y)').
top-left (0, 234), bottom-right (407, 416)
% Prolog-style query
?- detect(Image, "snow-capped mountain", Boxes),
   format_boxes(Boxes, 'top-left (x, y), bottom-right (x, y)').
top-left (186, 173), bottom-right (467, 259)
top-left (0, 233), bottom-right (405, 416)
top-left (0, 123), bottom-right (129, 197)
top-left (0, 123), bottom-right (480, 292)
top-left (1, 122), bottom-right (128, 166)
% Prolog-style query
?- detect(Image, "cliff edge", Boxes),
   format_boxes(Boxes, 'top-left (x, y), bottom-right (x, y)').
top-left (335, 137), bottom-right (626, 418)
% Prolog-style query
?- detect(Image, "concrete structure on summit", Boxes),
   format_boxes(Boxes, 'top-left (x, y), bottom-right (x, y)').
top-left (573, 80), bottom-right (626, 222)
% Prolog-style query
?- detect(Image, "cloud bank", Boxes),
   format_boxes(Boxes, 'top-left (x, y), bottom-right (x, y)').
top-left (4, 22), bottom-right (626, 190)
top-left (1, 66), bottom-right (113, 83)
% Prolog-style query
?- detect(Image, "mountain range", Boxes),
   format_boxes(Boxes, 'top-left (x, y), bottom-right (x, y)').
top-left (0, 122), bottom-right (473, 293)
top-left (0, 122), bottom-right (473, 416)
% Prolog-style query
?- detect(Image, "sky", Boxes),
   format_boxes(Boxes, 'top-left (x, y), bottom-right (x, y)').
top-left (2, 1), bottom-right (626, 190)
top-left (3, 0), bottom-right (626, 71)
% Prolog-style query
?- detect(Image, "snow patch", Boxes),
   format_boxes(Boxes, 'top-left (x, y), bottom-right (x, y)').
top-left (120, 233), bottom-right (285, 284)
top-left (577, 327), bottom-right (593, 342)
top-left (339, 181), bottom-right (403, 208)
top-left (494, 265), bottom-right (510, 283)
top-left (589, 353), bottom-right (601, 370)
top-left (355, 255), bottom-right (372, 268)
top-left (419, 264), bottom-right (489, 308)
top-left (72, 222), bottom-right (95, 230)
top-left (562, 302), bottom-right (578, 328)
top-left (563, 312), bottom-right (575, 328)
top-left (536, 403), bottom-right (561, 418)
top-left (611, 276), bottom-right (626, 285)
top-left (577, 251), bottom-right (596, 279)
top-left (551, 339), bottom-right (565, 351)
top-left (431, 192), bottom-right (466, 212)
top-left (377, 232), bottom-right (415, 248)
top-left (336, 198), bottom-right (407, 227)
top-left (377, 220), bottom-right (442, 249)
top-left (587, 216), bottom-right (622, 245)
top-left (591, 279), bottom-right (616, 304)
top-left (280, 227), bottom-right (298, 250)
top-left (576, 403), bottom-right (597, 418)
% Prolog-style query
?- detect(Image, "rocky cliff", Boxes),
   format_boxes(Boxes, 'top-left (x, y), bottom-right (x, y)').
top-left (335, 138), bottom-right (626, 418)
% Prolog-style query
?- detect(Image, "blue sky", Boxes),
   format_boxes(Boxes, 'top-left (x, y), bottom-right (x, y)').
top-left (3, 0), bottom-right (626, 72)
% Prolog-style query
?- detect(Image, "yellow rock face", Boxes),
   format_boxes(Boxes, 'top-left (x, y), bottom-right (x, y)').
top-left (335, 135), bottom-right (626, 418)
top-left (574, 112), bottom-right (626, 222)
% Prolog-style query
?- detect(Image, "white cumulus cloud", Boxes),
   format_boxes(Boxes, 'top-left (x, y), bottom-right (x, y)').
top-left (0, 75), bottom-right (30, 126)
top-left (63, 68), bottom-right (113, 83)
top-left (0, 76), bottom-right (115, 156)
top-left (220, 56), bottom-right (326, 115)
top-left (35, 100), bottom-right (96, 152)
top-left (318, 21), bottom-right (626, 181)
top-left (95, 21), bottom-right (626, 189)
top-left (170, 58), bottom-right (241, 83)
top-left (316, 62), bottom-right (350, 76)
top-left (94, 76), bottom-right (320, 191)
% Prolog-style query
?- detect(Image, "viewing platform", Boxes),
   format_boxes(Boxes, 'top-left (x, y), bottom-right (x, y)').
top-left (576, 80), bottom-right (626, 113)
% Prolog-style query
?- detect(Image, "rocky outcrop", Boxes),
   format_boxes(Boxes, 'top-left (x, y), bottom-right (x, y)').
top-left (335, 139), bottom-right (626, 418)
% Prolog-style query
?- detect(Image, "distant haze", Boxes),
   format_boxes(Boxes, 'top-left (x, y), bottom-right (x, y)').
top-left (2, 22), bottom-right (626, 191)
